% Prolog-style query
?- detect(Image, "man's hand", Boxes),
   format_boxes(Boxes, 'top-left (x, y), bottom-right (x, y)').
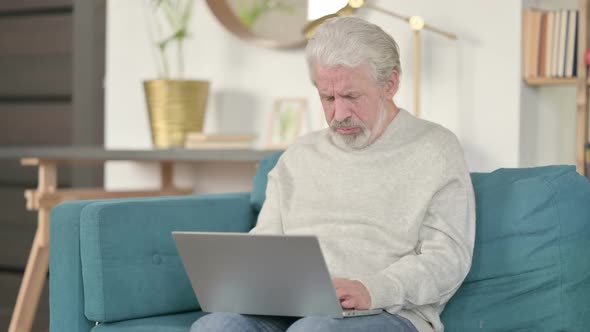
top-left (332, 277), bottom-right (372, 310)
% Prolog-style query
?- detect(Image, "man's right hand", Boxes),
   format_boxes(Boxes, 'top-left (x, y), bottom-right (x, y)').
top-left (332, 277), bottom-right (372, 310)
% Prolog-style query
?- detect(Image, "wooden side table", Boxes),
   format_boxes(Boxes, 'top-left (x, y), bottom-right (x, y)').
top-left (0, 147), bottom-right (280, 332)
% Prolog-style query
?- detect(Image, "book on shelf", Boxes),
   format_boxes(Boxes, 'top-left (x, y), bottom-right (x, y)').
top-left (523, 7), bottom-right (579, 81)
top-left (544, 11), bottom-right (554, 77)
top-left (522, 9), bottom-right (535, 78)
top-left (567, 10), bottom-right (579, 77)
top-left (538, 12), bottom-right (548, 77)
top-left (531, 10), bottom-right (542, 77)
top-left (184, 133), bottom-right (257, 150)
top-left (557, 10), bottom-right (568, 77)
top-left (552, 10), bottom-right (561, 77)
top-left (551, 10), bottom-right (561, 77)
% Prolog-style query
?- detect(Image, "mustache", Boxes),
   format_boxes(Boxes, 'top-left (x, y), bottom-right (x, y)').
top-left (330, 118), bottom-right (366, 130)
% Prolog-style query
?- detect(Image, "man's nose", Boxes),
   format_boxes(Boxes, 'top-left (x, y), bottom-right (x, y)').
top-left (333, 99), bottom-right (351, 122)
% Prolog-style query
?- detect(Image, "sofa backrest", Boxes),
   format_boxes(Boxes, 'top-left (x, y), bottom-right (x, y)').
top-left (252, 153), bottom-right (590, 330)
top-left (251, 151), bottom-right (282, 213)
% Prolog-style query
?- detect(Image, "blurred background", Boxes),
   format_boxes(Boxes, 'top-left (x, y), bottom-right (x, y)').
top-left (0, 1), bottom-right (104, 330)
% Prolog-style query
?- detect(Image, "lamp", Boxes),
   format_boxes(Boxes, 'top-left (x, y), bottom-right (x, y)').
top-left (303, 0), bottom-right (457, 118)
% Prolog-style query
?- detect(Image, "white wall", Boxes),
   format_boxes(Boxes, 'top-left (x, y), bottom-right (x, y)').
top-left (105, 0), bottom-right (527, 191)
top-left (366, 0), bottom-right (523, 170)
top-left (520, 86), bottom-right (577, 167)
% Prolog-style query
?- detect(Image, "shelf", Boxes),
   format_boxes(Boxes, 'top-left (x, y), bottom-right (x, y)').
top-left (524, 77), bottom-right (586, 86)
top-left (522, 0), bottom-right (589, 177)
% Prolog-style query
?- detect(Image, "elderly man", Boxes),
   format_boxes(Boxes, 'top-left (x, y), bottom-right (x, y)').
top-left (192, 16), bottom-right (475, 332)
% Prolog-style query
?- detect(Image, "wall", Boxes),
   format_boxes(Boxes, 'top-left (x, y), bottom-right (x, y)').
top-left (365, 0), bottom-right (523, 170)
top-left (105, 0), bottom-right (525, 192)
top-left (520, 86), bottom-right (577, 167)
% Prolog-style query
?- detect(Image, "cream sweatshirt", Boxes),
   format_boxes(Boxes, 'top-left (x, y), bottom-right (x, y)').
top-left (250, 109), bottom-right (476, 332)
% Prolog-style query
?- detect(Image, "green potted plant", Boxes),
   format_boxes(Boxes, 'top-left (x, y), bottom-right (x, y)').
top-left (143, 0), bottom-right (209, 149)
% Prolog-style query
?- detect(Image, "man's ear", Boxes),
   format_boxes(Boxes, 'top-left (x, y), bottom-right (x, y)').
top-left (383, 70), bottom-right (400, 99)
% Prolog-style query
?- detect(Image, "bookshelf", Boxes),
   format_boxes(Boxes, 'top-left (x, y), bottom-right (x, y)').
top-left (523, 0), bottom-right (589, 176)
top-left (525, 77), bottom-right (578, 85)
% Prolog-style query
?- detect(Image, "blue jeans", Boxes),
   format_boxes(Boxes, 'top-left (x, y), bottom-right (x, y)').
top-left (190, 312), bottom-right (418, 332)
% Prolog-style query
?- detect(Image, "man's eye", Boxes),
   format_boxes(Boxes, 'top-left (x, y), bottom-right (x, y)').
top-left (323, 96), bottom-right (334, 102)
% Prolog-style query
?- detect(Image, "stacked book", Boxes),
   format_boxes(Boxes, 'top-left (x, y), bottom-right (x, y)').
top-left (184, 133), bottom-right (257, 149)
top-left (522, 8), bottom-right (579, 79)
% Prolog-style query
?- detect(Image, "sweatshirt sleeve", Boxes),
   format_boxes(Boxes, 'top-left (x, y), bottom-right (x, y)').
top-left (249, 167), bottom-right (285, 235)
top-left (357, 135), bottom-right (476, 310)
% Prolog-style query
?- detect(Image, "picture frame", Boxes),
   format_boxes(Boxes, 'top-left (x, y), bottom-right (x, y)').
top-left (266, 98), bottom-right (307, 149)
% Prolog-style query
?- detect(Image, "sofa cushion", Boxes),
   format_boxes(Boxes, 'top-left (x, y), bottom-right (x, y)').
top-left (251, 151), bottom-right (283, 213)
top-left (441, 165), bottom-right (590, 330)
top-left (91, 311), bottom-right (206, 332)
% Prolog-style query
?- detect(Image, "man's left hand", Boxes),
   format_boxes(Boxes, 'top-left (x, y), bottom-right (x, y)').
top-left (332, 277), bottom-right (372, 310)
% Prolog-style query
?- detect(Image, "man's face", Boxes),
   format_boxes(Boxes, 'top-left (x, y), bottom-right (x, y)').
top-left (314, 63), bottom-right (387, 149)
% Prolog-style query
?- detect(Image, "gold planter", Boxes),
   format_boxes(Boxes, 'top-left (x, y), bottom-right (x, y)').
top-left (144, 79), bottom-right (210, 148)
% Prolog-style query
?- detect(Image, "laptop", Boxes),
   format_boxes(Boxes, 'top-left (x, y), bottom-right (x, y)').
top-left (172, 232), bottom-right (383, 318)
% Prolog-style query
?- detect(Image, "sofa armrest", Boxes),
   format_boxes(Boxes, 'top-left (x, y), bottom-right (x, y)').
top-left (50, 193), bottom-right (255, 329)
top-left (50, 200), bottom-right (101, 332)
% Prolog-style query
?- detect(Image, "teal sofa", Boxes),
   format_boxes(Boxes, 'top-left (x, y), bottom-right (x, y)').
top-left (50, 153), bottom-right (590, 331)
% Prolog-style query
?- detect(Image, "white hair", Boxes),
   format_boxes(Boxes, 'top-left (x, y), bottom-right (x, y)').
top-left (305, 16), bottom-right (402, 85)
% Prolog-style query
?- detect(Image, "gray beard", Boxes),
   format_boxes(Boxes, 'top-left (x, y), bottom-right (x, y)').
top-left (329, 123), bottom-right (372, 150)
top-left (329, 98), bottom-right (385, 150)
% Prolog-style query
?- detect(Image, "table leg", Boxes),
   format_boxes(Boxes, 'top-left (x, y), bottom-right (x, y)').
top-left (9, 162), bottom-right (56, 332)
top-left (160, 161), bottom-right (174, 190)
top-left (8, 209), bottom-right (51, 332)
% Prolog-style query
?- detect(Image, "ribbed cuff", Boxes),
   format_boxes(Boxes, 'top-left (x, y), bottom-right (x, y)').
top-left (355, 273), bottom-right (403, 310)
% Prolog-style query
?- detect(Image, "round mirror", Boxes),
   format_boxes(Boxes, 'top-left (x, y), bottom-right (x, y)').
top-left (206, 0), bottom-right (348, 49)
